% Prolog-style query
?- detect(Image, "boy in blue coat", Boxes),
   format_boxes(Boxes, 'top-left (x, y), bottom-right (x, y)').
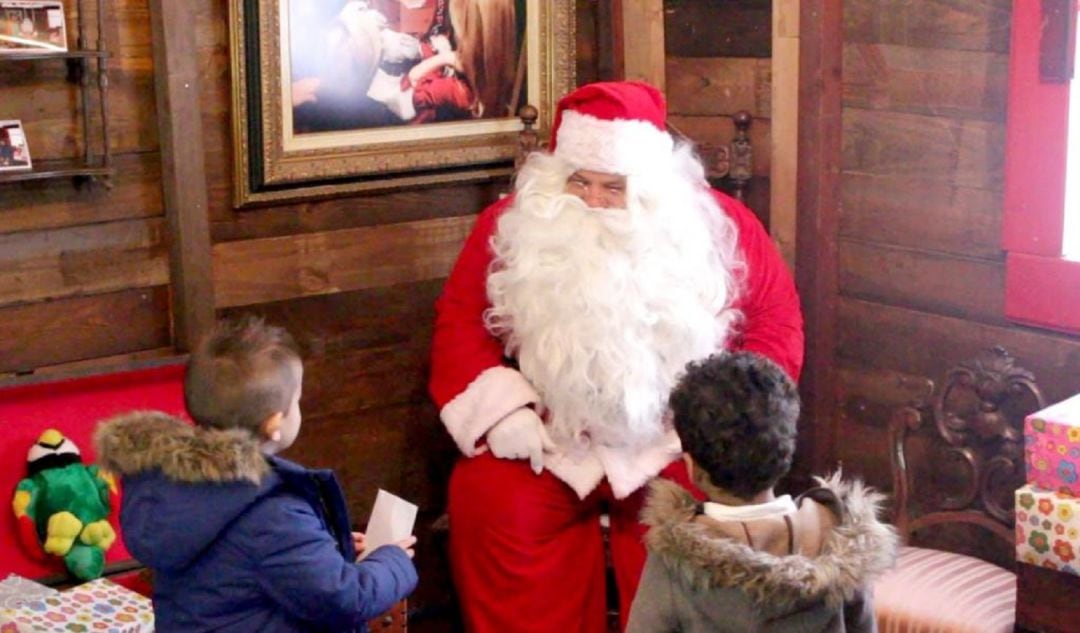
top-left (95, 317), bottom-right (418, 632)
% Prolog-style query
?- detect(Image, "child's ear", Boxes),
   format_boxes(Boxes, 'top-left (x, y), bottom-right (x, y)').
top-left (684, 454), bottom-right (713, 492)
top-left (261, 412), bottom-right (284, 443)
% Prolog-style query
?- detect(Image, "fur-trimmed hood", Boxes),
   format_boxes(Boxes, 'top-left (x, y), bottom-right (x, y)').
top-left (642, 474), bottom-right (898, 615)
top-left (95, 410), bottom-right (269, 484)
top-left (94, 411), bottom-right (279, 571)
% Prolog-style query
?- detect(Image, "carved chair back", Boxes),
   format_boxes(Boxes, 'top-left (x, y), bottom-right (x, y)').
top-left (889, 346), bottom-right (1045, 569)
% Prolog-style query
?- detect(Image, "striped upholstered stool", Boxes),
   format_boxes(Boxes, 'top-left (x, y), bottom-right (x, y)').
top-left (874, 546), bottom-right (1015, 633)
top-left (871, 348), bottom-right (1044, 633)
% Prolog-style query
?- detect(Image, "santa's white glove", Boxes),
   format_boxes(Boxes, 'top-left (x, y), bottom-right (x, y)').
top-left (485, 407), bottom-right (555, 475)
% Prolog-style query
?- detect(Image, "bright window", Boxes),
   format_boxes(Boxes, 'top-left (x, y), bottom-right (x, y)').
top-left (1003, 0), bottom-right (1080, 335)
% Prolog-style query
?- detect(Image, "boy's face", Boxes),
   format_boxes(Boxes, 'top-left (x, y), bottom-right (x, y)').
top-left (280, 361), bottom-right (304, 450)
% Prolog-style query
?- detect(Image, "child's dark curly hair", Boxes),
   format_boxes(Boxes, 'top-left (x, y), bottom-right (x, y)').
top-left (669, 351), bottom-right (799, 500)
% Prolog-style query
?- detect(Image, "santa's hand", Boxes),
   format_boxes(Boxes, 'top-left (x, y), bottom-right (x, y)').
top-left (485, 407), bottom-right (555, 475)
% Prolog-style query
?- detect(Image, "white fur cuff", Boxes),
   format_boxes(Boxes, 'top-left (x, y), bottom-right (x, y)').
top-left (440, 366), bottom-right (540, 456)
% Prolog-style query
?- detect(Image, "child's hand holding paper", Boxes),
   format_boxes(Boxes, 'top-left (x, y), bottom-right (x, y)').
top-left (358, 489), bottom-right (418, 561)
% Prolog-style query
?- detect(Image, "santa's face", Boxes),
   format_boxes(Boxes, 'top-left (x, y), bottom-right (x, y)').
top-left (564, 170), bottom-right (627, 209)
top-left (486, 152), bottom-right (742, 448)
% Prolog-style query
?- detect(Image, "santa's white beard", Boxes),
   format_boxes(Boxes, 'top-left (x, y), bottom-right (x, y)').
top-left (486, 150), bottom-right (743, 448)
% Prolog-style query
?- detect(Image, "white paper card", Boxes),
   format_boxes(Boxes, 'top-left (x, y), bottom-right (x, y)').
top-left (360, 489), bottom-right (417, 560)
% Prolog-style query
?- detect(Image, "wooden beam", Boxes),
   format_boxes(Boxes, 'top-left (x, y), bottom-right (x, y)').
top-left (772, 0), bottom-right (799, 268)
top-left (616, 0), bottom-right (666, 89)
top-left (0, 287), bottom-right (171, 374)
top-left (212, 216), bottom-right (474, 309)
top-left (794, 0), bottom-right (843, 481)
top-left (148, 0), bottom-right (214, 352)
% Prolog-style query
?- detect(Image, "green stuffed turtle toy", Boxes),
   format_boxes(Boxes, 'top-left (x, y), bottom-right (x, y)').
top-left (11, 428), bottom-right (117, 580)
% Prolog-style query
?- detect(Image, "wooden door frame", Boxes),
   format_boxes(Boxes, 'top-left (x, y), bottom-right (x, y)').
top-left (148, 0), bottom-right (214, 352)
top-left (793, 0), bottom-right (842, 481)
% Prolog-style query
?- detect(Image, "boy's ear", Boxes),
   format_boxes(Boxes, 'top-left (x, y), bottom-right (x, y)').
top-left (261, 412), bottom-right (283, 443)
top-left (682, 452), bottom-right (695, 474)
top-left (684, 454), bottom-right (714, 492)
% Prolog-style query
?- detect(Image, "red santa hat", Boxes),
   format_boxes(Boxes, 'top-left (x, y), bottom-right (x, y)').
top-left (549, 80), bottom-right (675, 177)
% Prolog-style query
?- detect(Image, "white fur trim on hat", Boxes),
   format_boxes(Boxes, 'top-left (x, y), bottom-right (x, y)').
top-left (553, 110), bottom-right (674, 176)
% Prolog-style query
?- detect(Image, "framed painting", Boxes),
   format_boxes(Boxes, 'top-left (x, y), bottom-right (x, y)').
top-left (229, 0), bottom-right (575, 207)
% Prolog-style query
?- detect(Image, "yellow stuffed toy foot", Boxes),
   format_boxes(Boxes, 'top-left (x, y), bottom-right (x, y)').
top-left (80, 519), bottom-right (116, 550)
top-left (43, 511), bottom-right (83, 556)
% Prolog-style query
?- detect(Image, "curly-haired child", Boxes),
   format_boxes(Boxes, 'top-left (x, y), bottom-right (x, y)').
top-left (627, 351), bottom-right (897, 632)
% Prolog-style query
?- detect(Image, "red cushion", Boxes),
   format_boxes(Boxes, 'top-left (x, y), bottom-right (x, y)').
top-left (874, 546), bottom-right (1015, 633)
top-left (1, 363), bottom-right (187, 580)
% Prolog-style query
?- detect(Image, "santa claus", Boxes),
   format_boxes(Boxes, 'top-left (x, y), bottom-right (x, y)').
top-left (429, 81), bottom-right (803, 633)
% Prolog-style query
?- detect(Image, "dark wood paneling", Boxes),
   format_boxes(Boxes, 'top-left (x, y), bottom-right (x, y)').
top-left (837, 298), bottom-right (1080, 406)
top-left (838, 239), bottom-right (1004, 324)
top-left (666, 57), bottom-right (771, 117)
top-left (0, 287), bottom-right (171, 373)
top-left (738, 176), bottom-right (771, 229)
top-left (668, 115), bottom-right (772, 177)
top-left (843, 0), bottom-right (1011, 53)
top-left (212, 216), bottom-right (473, 308)
top-left (0, 69), bottom-right (156, 158)
top-left (0, 153), bottom-right (162, 235)
top-left (834, 364), bottom-right (934, 489)
top-left (794, 0), bottom-right (844, 483)
top-left (290, 402), bottom-right (454, 524)
top-left (15, 347), bottom-right (178, 379)
top-left (1017, 563), bottom-right (1080, 633)
top-left (664, 0), bottom-right (772, 58)
top-left (842, 108), bottom-right (1005, 190)
top-left (211, 182), bottom-right (504, 242)
top-left (843, 44), bottom-right (1008, 122)
top-left (0, 219), bottom-right (168, 307)
top-left (576, 0), bottom-right (600, 85)
top-left (150, 0), bottom-right (214, 352)
top-left (833, 414), bottom-right (892, 488)
top-left (836, 364), bottom-right (934, 430)
top-left (222, 280), bottom-right (442, 355)
top-left (839, 173), bottom-right (1001, 258)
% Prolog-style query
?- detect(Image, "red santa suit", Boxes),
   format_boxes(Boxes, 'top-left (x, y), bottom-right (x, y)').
top-left (429, 81), bottom-right (803, 633)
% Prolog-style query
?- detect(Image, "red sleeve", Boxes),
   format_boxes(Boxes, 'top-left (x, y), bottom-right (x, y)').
top-left (429, 199), bottom-right (507, 408)
top-left (714, 190), bottom-right (805, 380)
top-left (428, 198), bottom-right (541, 454)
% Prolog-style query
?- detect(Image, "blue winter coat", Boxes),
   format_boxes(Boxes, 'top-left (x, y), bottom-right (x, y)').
top-left (94, 411), bottom-right (418, 632)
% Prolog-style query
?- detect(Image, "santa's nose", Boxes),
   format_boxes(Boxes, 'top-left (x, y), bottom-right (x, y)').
top-left (582, 186), bottom-right (607, 207)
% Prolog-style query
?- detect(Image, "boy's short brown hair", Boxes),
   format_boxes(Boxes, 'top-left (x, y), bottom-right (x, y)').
top-left (184, 316), bottom-right (301, 433)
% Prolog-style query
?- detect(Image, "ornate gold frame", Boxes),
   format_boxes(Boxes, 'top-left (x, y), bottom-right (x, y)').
top-left (229, 0), bottom-right (575, 207)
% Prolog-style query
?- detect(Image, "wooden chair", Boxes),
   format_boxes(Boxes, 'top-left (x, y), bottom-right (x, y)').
top-left (873, 347), bottom-right (1045, 633)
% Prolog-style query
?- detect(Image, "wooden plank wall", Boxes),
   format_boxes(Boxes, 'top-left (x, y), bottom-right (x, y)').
top-left (0, 1), bottom-right (172, 375)
top-left (0, 1), bottom-right (609, 627)
top-left (835, 0), bottom-right (1080, 489)
top-left (664, 0), bottom-right (772, 225)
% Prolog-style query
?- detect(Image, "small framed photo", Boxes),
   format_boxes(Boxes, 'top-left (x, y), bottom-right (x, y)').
top-left (0, 120), bottom-right (33, 171)
top-left (0, 1), bottom-right (67, 54)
